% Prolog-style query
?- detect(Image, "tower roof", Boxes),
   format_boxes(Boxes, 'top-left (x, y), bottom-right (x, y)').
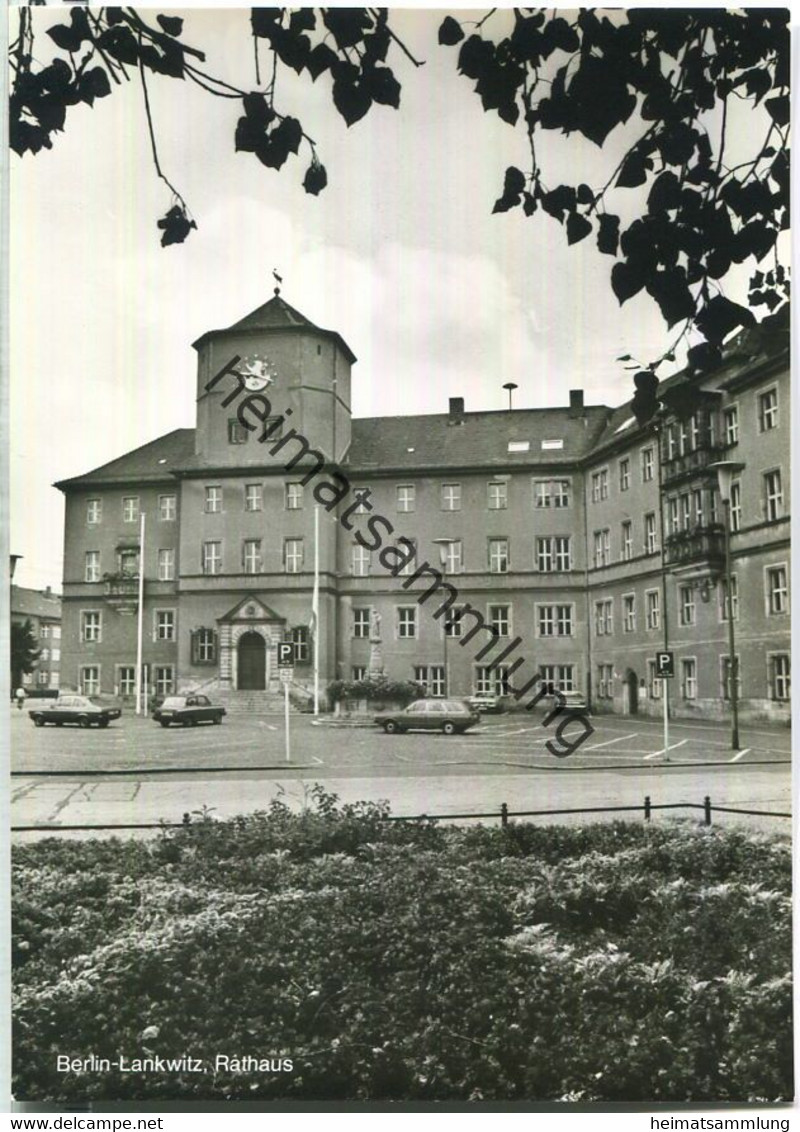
top-left (192, 292), bottom-right (357, 363)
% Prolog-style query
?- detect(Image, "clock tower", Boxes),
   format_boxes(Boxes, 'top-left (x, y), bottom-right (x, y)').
top-left (192, 291), bottom-right (355, 467)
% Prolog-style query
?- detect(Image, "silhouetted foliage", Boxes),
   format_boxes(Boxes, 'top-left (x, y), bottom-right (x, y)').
top-left (11, 620), bottom-right (41, 691)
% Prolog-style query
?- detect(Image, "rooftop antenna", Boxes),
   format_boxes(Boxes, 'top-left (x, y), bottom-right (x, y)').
top-left (272, 267), bottom-right (283, 296)
top-left (503, 382), bottom-right (518, 410)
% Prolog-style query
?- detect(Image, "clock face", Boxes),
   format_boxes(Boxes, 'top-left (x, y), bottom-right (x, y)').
top-left (239, 353), bottom-right (277, 392)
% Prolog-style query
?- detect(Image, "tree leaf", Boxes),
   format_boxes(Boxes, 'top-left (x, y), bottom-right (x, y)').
top-left (303, 161), bottom-right (328, 196)
top-left (332, 77), bottom-right (372, 127)
top-left (686, 341), bottom-right (722, 373)
top-left (250, 9), bottom-right (283, 38)
top-left (157, 205), bottom-right (197, 247)
top-left (694, 296), bottom-right (756, 345)
top-left (307, 43), bottom-right (339, 82)
top-left (597, 213), bottom-right (619, 256)
top-left (438, 17), bottom-right (464, 46)
top-left (156, 15), bottom-right (184, 37)
top-left (616, 152), bottom-right (648, 189)
top-left (566, 212), bottom-right (592, 245)
top-left (611, 261), bottom-right (645, 305)
top-left (367, 67), bottom-right (401, 109)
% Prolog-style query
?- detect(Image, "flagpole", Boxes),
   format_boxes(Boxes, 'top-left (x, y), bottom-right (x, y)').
top-left (313, 504), bottom-right (320, 716)
top-left (135, 511), bottom-right (145, 715)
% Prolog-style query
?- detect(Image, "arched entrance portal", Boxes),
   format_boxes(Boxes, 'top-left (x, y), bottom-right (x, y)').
top-left (237, 631), bottom-right (266, 690)
top-left (624, 669), bottom-right (639, 715)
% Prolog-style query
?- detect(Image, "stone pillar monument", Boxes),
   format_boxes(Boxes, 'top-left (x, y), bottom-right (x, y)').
top-left (368, 608), bottom-right (385, 679)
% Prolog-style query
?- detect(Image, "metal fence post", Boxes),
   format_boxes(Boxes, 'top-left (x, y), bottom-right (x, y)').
top-left (644, 795), bottom-right (651, 821)
top-left (500, 802), bottom-right (509, 828)
top-left (704, 795), bottom-right (712, 826)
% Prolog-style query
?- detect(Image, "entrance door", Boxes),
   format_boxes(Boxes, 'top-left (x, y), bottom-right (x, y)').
top-left (238, 631), bottom-right (266, 690)
top-left (625, 670), bottom-right (639, 715)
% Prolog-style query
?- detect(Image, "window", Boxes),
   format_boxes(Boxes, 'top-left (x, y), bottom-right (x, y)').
top-left (537, 536), bottom-right (571, 572)
top-left (539, 664), bottom-right (574, 693)
top-left (353, 487), bottom-right (372, 514)
top-left (681, 659), bottom-right (697, 700)
top-left (397, 607), bottom-right (417, 639)
top-left (243, 539), bottom-right (262, 574)
top-left (284, 539), bottom-right (303, 574)
top-left (767, 566), bottom-right (788, 615)
top-left (158, 549), bottom-right (175, 581)
top-left (538, 604), bottom-right (573, 637)
top-left (118, 667), bottom-right (135, 696)
top-left (202, 541), bottom-right (222, 575)
top-left (721, 656), bottom-right (742, 702)
top-left (489, 604), bottom-right (510, 637)
top-left (395, 537), bottom-right (417, 576)
top-left (81, 611), bottom-right (101, 642)
top-left (122, 496), bottom-right (139, 523)
top-left (533, 479), bottom-right (570, 508)
top-left (621, 520), bottom-right (633, 561)
top-left (80, 666), bottom-right (100, 696)
top-left (668, 498), bottom-right (679, 535)
top-left (488, 481), bottom-right (507, 509)
top-left (441, 483), bottom-right (461, 511)
top-left (645, 513), bottom-right (658, 554)
top-left (444, 608), bottom-right (463, 638)
top-left (246, 484), bottom-right (264, 512)
top-left (594, 599), bottom-right (613, 636)
top-left (623, 594), bottom-right (636, 633)
top-left (758, 388), bottom-right (778, 432)
top-left (476, 666), bottom-right (512, 696)
top-left (40, 624), bottom-right (51, 639)
top-left (284, 483), bottom-right (302, 510)
top-left (730, 482), bottom-right (742, 533)
top-left (765, 470), bottom-right (783, 521)
top-left (396, 484), bottom-right (415, 512)
top-left (591, 468), bottom-right (609, 502)
top-left (593, 529), bottom-right (611, 568)
top-left (352, 544), bottom-right (371, 576)
top-left (292, 626), bottom-right (310, 664)
top-left (770, 654), bottom-right (790, 701)
top-left (53, 626), bottom-right (61, 640)
top-left (647, 661), bottom-right (662, 700)
top-left (40, 648), bottom-right (49, 662)
top-left (415, 666), bottom-right (445, 697)
top-left (87, 498), bottom-right (102, 524)
top-left (155, 610), bottom-right (175, 641)
top-left (645, 590), bottom-right (660, 630)
top-left (692, 489), bottom-right (704, 528)
top-left (679, 585), bottom-right (696, 627)
top-left (641, 447), bottom-right (654, 482)
top-left (85, 551), bottom-right (100, 583)
top-left (442, 540), bottom-right (462, 574)
top-left (37, 671), bottom-right (49, 686)
top-left (193, 628), bottom-right (217, 664)
top-left (619, 458), bottom-right (630, 492)
top-left (228, 418), bottom-right (248, 444)
top-left (118, 548), bottom-right (139, 577)
top-left (155, 666), bottom-right (174, 696)
top-left (488, 538), bottom-right (509, 574)
top-left (205, 486), bottom-right (222, 513)
top-left (720, 576), bottom-right (739, 622)
top-left (51, 649), bottom-right (60, 662)
top-left (679, 494), bottom-right (690, 531)
top-left (597, 664), bottom-right (614, 699)
top-left (724, 405), bottom-right (739, 446)
top-left (508, 440), bottom-right (530, 453)
top-left (352, 666), bottom-right (367, 682)
top-left (353, 608), bottom-right (370, 638)
top-left (159, 494), bottom-right (176, 521)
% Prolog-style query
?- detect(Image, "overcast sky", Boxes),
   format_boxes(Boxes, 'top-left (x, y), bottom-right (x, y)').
top-left (9, 5), bottom-right (768, 591)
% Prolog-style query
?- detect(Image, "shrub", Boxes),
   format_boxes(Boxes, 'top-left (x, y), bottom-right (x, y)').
top-left (11, 794), bottom-right (792, 1103)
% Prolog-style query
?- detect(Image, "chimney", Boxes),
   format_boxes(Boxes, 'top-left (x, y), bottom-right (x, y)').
top-left (448, 397), bottom-right (465, 424)
top-left (45, 586), bottom-right (51, 597)
top-left (569, 389), bottom-right (584, 412)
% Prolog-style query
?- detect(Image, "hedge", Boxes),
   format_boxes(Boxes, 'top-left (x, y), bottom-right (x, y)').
top-left (12, 790), bottom-right (793, 1103)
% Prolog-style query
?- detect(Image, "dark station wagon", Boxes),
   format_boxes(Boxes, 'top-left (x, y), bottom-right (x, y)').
top-left (152, 694), bottom-right (226, 728)
top-left (29, 695), bottom-right (121, 729)
top-left (374, 699), bottom-right (479, 735)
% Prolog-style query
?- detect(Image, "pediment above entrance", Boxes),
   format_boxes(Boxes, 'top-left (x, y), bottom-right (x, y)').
top-left (218, 596), bottom-right (285, 624)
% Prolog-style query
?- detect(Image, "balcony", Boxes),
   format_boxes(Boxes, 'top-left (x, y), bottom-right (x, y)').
top-left (661, 444), bottom-right (725, 488)
top-left (664, 525), bottom-right (725, 576)
top-left (104, 573), bottom-right (141, 613)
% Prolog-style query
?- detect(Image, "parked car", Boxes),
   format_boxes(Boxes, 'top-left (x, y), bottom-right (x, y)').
top-left (466, 693), bottom-right (505, 714)
top-left (152, 694), bottom-right (226, 728)
top-left (29, 695), bottom-right (121, 729)
top-left (547, 688), bottom-right (589, 713)
top-left (375, 699), bottom-right (479, 735)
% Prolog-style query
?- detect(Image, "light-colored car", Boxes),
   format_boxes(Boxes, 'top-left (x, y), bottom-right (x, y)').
top-left (29, 695), bottom-right (121, 729)
top-left (153, 694), bottom-right (226, 727)
top-left (466, 693), bottom-right (504, 714)
top-left (555, 689), bottom-right (589, 713)
top-left (374, 699), bottom-right (479, 735)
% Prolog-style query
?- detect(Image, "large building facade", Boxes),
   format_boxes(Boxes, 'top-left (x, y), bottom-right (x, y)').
top-left (56, 295), bottom-right (790, 722)
top-left (11, 585), bottom-right (62, 690)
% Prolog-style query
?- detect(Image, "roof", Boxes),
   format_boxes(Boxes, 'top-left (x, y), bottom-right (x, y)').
top-left (54, 429), bottom-right (195, 490)
top-left (191, 293), bottom-right (357, 363)
top-left (347, 406), bottom-right (611, 472)
top-left (11, 585), bottom-right (61, 620)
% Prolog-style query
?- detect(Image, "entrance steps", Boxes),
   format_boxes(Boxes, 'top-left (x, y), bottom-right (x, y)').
top-left (214, 689), bottom-right (301, 715)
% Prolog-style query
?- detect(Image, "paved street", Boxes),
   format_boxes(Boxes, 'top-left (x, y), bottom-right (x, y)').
top-left (10, 707), bottom-right (791, 837)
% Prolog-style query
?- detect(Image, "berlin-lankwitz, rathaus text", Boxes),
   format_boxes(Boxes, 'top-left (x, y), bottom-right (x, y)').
top-left (54, 291), bottom-right (790, 728)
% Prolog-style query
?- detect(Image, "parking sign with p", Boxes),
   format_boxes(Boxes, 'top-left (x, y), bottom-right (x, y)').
top-left (656, 651), bottom-right (675, 678)
top-left (277, 642), bottom-right (294, 668)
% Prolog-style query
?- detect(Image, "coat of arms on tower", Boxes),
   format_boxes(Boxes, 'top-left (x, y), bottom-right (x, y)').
top-left (237, 354), bottom-right (277, 392)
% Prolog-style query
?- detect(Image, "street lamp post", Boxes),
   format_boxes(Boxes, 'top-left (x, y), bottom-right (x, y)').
top-left (432, 538), bottom-right (457, 696)
top-left (708, 460), bottom-right (745, 751)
